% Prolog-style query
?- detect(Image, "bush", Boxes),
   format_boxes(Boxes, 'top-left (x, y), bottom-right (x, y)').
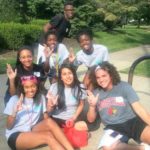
top-left (0, 23), bottom-right (42, 51)
top-left (29, 19), bottom-right (48, 26)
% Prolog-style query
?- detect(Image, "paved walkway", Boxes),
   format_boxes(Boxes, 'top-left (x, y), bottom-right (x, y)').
top-left (0, 45), bottom-right (150, 150)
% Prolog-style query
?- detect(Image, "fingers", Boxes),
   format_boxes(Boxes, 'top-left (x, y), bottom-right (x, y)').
top-left (14, 69), bottom-right (17, 76)
top-left (87, 90), bottom-right (93, 96)
top-left (19, 93), bottom-right (24, 102)
top-left (69, 47), bottom-right (74, 54)
top-left (6, 63), bottom-right (13, 72)
top-left (46, 91), bottom-right (58, 106)
top-left (53, 95), bottom-right (58, 105)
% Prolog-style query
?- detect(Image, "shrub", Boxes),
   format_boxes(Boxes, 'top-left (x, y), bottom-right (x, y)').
top-left (0, 23), bottom-right (42, 51)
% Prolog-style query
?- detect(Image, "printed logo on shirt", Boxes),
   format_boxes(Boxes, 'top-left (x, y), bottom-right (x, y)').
top-left (98, 97), bottom-right (125, 111)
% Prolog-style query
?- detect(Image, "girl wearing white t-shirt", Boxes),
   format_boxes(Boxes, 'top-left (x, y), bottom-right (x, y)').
top-left (4, 75), bottom-right (73, 150)
top-left (37, 30), bottom-right (69, 84)
top-left (69, 28), bottom-right (109, 91)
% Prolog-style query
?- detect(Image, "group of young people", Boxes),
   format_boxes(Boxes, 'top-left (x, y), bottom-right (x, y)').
top-left (3, 2), bottom-right (150, 150)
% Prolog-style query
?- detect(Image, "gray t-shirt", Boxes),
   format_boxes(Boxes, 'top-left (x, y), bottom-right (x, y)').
top-left (48, 83), bottom-right (87, 120)
top-left (4, 95), bottom-right (46, 139)
top-left (75, 44), bottom-right (109, 68)
top-left (94, 81), bottom-right (139, 125)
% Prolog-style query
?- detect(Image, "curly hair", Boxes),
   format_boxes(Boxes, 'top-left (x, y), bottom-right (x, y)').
top-left (89, 61), bottom-right (121, 89)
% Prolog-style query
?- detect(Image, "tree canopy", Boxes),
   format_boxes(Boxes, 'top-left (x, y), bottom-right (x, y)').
top-left (0, 0), bottom-right (150, 31)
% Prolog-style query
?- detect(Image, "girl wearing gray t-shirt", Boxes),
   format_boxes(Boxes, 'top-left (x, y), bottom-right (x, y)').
top-left (87, 62), bottom-right (150, 150)
top-left (46, 63), bottom-right (89, 148)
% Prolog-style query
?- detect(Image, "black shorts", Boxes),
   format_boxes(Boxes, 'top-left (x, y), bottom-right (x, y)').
top-left (51, 117), bottom-right (66, 127)
top-left (106, 117), bottom-right (147, 143)
top-left (8, 132), bottom-right (21, 150)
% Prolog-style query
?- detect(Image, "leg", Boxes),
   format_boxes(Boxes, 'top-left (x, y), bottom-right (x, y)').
top-left (32, 118), bottom-right (74, 150)
top-left (16, 131), bottom-right (65, 150)
top-left (140, 125), bottom-right (150, 144)
top-left (74, 121), bottom-right (88, 131)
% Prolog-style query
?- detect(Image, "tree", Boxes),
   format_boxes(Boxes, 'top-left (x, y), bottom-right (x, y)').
top-left (0, 0), bottom-right (21, 22)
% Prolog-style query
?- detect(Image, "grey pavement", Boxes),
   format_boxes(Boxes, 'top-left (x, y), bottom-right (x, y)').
top-left (0, 45), bottom-right (150, 150)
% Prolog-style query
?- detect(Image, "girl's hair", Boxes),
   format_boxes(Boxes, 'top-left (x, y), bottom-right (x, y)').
top-left (57, 63), bottom-right (84, 109)
top-left (16, 75), bottom-right (42, 105)
top-left (44, 30), bottom-right (58, 43)
top-left (89, 61), bottom-right (121, 89)
top-left (15, 46), bottom-right (33, 67)
top-left (76, 28), bottom-right (93, 42)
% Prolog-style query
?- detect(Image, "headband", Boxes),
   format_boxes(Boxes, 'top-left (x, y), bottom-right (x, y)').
top-left (95, 65), bottom-right (101, 73)
top-left (20, 75), bottom-right (38, 84)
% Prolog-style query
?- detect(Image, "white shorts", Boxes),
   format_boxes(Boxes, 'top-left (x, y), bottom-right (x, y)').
top-left (97, 129), bottom-right (127, 149)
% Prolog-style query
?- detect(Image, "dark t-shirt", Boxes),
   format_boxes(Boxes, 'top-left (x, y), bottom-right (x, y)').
top-left (16, 63), bottom-right (46, 82)
top-left (4, 63), bottom-right (46, 105)
top-left (50, 14), bottom-right (71, 42)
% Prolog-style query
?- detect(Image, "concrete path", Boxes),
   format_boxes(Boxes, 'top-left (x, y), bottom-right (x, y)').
top-left (0, 45), bottom-right (150, 150)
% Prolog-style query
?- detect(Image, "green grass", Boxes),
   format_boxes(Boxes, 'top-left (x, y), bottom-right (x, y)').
top-left (0, 25), bottom-right (150, 76)
top-left (94, 25), bottom-right (150, 53)
top-left (120, 60), bottom-right (150, 77)
top-left (0, 58), bottom-right (16, 74)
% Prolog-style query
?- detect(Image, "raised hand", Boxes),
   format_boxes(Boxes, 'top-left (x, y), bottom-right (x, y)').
top-left (6, 64), bottom-right (17, 80)
top-left (43, 44), bottom-right (54, 58)
top-left (87, 90), bottom-right (99, 107)
top-left (68, 47), bottom-right (75, 63)
top-left (46, 91), bottom-right (58, 111)
top-left (12, 93), bottom-right (23, 117)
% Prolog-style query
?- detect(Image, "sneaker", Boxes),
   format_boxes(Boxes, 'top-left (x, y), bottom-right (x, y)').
top-left (141, 143), bottom-right (150, 150)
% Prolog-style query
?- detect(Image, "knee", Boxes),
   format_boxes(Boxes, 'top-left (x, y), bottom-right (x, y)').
top-left (102, 142), bottom-right (120, 150)
top-left (102, 146), bottom-right (115, 150)
top-left (45, 118), bottom-right (58, 130)
top-left (74, 121), bottom-right (88, 131)
top-left (102, 146), bottom-right (112, 150)
top-left (44, 132), bottom-right (56, 143)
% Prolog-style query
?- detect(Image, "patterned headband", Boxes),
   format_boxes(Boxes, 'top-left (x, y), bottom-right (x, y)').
top-left (95, 65), bottom-right (101, 73)
top-left (20, 75), bottom-right (38, 84)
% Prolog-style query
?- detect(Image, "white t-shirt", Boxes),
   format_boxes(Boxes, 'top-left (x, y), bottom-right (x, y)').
top-left (75, 44), bottom-right (109, 68)
top-left (48, 83), bottom-right (87, 120)
top-left (37, 43), bottom-right (69, 68)
top-left (4, 95), bottom-right (46, 139)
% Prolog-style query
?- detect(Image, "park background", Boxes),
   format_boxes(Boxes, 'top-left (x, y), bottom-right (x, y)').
top-left (0, 0), bottom-right (150, 150)
top-left (0, 0), bottom-right (150, 76)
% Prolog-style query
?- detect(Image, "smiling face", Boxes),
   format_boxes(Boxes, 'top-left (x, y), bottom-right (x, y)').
top-left (61, 68), bottom-right (74, 87)
top-left (78, 34), bottom-right (92, 51)
top-left (19, 49), bottom-right (33, 69)
top-left (95, 69), bottom-right (113, 90)
top-left (64, 4), bottom-right (74, 20)
top-left (46, 34), bottom-right (57, 50)
top-left (23, 80), bottom-right (37, 98)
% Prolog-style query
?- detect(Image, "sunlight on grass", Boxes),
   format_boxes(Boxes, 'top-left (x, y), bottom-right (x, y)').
top-left (94, 25), bottom-right (150, 53)
top-left (120, 60), bottom-right (150, 77)
top-left (0, 59), bottom-right (16, 74)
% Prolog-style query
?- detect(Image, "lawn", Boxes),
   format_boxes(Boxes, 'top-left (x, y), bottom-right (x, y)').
top-left (94, 25), bottom-right (150, 52)
top-left (0, 25), bottom-right (150, 75)
top-left (120, 60), bottom-right (150, 77)
top-left (0, 58), bottom-right (16, 74)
